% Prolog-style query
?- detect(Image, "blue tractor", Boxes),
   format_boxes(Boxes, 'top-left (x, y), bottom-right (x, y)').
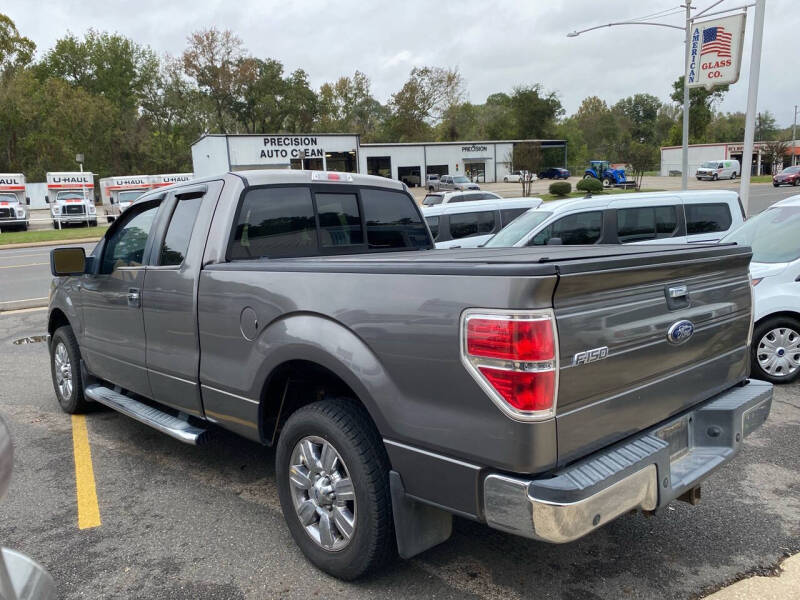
top-left (583, 160), bottom-right (635, 189)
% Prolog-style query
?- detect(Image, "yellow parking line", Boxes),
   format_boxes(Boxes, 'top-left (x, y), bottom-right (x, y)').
top-left (71, 414), bottom-right (101, 529)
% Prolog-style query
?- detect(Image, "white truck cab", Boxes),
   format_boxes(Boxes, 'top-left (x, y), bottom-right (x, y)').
top-left (0, 173), bottom-right (29, 231)
top-left (46, 172), bottom-right (97, 227)
top-left (100, 175), bottom-right (151, 222)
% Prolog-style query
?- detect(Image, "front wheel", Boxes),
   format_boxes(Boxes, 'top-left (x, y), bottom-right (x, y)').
top-left (774, 183), bottom-right (780, 187)
top-left (712, 173), bottom-right (719, 181)
top-left (503, 177), bottom-right (508, 183)
top-left (602, 177), bottom-right (612, 188)
top-left (50, 326), bottom-right (89, 413)
top-left (752, 317), bottom-right (800, 384)
top-left (276, 398), bottom-right (395, 580)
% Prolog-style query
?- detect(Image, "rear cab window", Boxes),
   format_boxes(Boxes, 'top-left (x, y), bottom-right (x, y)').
top-left (228, 185), bottom-right (431, 259)
top-left (685, 203), bottom-right (732, 234)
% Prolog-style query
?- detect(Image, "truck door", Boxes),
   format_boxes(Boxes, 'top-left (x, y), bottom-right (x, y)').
top-left (80, 198), bottom-right (164, 397)
top-left (142, 182), bottom-right (222, 417)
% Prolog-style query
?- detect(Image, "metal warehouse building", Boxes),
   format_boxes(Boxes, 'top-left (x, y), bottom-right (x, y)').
top-left (192, 134), bottom-right (567, 184)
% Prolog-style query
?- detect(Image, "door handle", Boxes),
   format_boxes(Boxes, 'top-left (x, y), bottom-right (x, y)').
top-left (668, 285), bottom-right (688, 298)
top-left (127, 288), bottom-right (141, 308)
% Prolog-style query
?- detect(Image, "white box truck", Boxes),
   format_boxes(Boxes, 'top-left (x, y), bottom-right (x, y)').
top-left (0, 173), bottom-right (29, 231)
top-left (149, 173), bottom-right (193, 189)
top-left (99, 175), bottom-right (151, 222)
top-left (46, 172), bottom-right (96, 227)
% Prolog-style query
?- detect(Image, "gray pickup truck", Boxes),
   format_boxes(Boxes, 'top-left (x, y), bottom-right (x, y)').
top-left (47, 170), bottom-right (772, 580)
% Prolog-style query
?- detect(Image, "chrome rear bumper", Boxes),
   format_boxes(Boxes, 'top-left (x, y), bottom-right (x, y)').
top-left (483, 379), bottom-right (772, 543)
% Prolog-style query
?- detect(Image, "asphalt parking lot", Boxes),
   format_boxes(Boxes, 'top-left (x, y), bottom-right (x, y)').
top-left (0, 309), bottom-right (798, 599)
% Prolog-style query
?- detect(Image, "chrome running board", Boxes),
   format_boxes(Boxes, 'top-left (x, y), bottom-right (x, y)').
top-left (84, 384), bottom-right (210, 445)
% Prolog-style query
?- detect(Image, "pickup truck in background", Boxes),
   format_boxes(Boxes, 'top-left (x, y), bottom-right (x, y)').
top-left (48, 170), bottom-right (772, 580)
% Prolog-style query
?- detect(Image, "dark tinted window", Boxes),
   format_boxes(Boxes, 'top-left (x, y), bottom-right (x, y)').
top-left (616, 205), bottom-right (677, 243)
top-left (160, 196), bottom-right (203, 265)
top-left (449, 211), bottom-right (496, 239)
top-left (361, 188), bottom-right (430, 249)
top-left (425, 216), bottom-right (440, 239)
top-left (530, 211), bottom-right (602, 245)
top-left (316, 193), bottom-right (362, 247)
top-left (101, 204), bottom-right (159, 273)
top-left (685, 203), bottom-right (732, 234)
top-left (230, 187), bottom-right (316, 259)
top-left (501, 207), bottom-right (528, 225)
top-left (423, 194), bottom-right (443, 206)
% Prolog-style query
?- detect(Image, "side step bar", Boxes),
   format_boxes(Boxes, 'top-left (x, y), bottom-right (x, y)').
top-left (84, 384), bottom-right (211, 445)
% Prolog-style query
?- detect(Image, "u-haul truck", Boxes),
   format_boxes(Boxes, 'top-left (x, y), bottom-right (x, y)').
top-left (99, 175), bottom-right (151, 222)
top-left (46, 172), bottom-right (96, 227)
top-left (149, 173), bottom-right (193, 189)
top-left (0, 173), bottom-right (29, 231)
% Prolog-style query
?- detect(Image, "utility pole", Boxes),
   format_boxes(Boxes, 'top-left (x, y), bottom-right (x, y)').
top-left (793, 105), bottom-right (797, 166)
top-left (681, 1), bottom-right (692, 191)
top-left (739, 0), bottom-right (766, 215)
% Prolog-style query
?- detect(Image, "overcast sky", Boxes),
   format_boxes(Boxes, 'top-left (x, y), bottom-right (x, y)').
top-left (6, 0), bottom-right (798, 127)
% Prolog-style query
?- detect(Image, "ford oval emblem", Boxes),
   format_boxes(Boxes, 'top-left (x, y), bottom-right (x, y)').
top-left (667, 320), bottom-right (694, 345)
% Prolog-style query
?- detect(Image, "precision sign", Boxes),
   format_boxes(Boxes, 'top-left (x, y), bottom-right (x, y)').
top-left (688, 14), bottom-right (746, 89)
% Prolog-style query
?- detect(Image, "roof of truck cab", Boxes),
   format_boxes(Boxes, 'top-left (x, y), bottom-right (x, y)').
top-left (231, 169), bottom-right (406, 191)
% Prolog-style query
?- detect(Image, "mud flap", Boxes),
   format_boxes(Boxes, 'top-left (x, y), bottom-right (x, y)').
top-left (389, 470), bottom-right (452, 559)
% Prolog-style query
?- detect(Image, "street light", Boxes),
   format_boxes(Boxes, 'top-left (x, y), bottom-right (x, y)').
top-left (567, 3), bottom-right (695, 191)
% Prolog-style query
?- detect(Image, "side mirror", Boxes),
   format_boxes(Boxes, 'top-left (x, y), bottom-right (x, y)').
top-left (25, 197), bottom-right (30, 206)
top-left (546, 237), bottom-right (563, 246)
top-left (50, 247), bottom-right (86, 276)
top-left (44, 196), bottom-right (49, 204)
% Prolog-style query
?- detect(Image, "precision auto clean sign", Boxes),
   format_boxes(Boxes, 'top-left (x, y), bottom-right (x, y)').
top-left (688, 14), bottom-right (746, 89)
top-left (226, 134), bottom-right (358, 167)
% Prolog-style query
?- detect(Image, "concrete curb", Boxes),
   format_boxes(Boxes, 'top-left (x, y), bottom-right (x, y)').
top-left (704, 554), bottom-right (800, 599)
top-left (0, 237), bottom-right (101, 250)
top-left (0, 298), bottom-right (50, 313)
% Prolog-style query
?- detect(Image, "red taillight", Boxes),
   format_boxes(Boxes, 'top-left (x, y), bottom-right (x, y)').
top-left (462, 311), bottom-right (558, 420)
top-left (478, 368), bottom-right (555, 412)
top-left (467, 317), bottom-right (554, 361)
top-left (328, 173), bottom-right (341, 180)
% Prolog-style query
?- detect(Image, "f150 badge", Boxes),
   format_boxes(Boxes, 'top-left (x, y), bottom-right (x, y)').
top-left (667, 320), bottom-right (695, 345)
top-left (573, 346), bottom-right (609, 366)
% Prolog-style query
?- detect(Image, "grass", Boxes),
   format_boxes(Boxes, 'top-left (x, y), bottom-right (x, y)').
top-left (0, 225), bottom-right (108, 246)
top-left (750, 175), bottom-right (774, 183)
top-left (541, 187), bottom-right (664, 201)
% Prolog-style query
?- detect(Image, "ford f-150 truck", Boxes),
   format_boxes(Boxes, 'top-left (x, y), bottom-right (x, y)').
top-left (47, 170), bottom-right (772, 580)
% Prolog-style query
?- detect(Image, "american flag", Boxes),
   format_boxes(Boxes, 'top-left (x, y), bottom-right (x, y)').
top-left (701, 26), bottom-right (733, 58)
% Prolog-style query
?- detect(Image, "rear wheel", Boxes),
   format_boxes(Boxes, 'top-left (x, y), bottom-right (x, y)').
top-left (731, 172), bottom-right (736, 180)
top-left (503, 177), bottom-right (508, 182)
top-left (50, 326), bottom-right (89, 413)
top-left (602, 177), bottom-right (612, 188)
top-left (752, 317), bottom-right (800, 384)
top-left (276, 398), bottom-right (395, 580)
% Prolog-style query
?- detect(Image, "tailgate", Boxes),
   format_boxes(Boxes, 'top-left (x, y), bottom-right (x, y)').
top-left (552, 245), bottom-right (752, 466)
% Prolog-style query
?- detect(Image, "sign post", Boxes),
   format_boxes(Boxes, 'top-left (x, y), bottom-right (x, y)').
top-left (739, 0), bottom-right (766, 215)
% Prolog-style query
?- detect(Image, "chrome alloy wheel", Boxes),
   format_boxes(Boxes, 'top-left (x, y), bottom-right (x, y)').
top-left (53, 342), bottom-right (73, 399)
top-left (289, 436), bottom-right (356, 551)
top-left (757, 327), bottom-right (800, 377)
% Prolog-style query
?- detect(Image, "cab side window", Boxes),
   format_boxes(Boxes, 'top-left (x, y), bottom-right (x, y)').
top-left (685, 203), bottom-right (732, 234)
top-left (159, 195), bottom-right (204, 266)
top-left (530, 211), bottom-right (603, 245)
top-left (101, 204), bottom-right (159, 274)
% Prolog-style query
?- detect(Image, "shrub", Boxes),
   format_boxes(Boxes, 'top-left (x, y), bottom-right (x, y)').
top-left (576, 177), bottom-right (603, 193)
top-left (549, 181), bottom-right (572, 196)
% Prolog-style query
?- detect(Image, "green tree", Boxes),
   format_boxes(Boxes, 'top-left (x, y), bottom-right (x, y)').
top-left (707, 111), bottom-right (745, 143)
top-left (626, 141), bottom-right (660, 189)
top-left (316, 71), bottom-right (385, 138)
top-left (281, 68), bottom-right (317, 133)
top-left (613, 93), bottom-right (661, 144)
top-left (234, 57), bottom-right (287, 134)
top-left (508, 84), bottom-right (562, 138)
top-left (386, 66), bottom-right (464, 141)
top-left (669, 76), bottom-right (728, 143)
top-left (755, 110), bottom-right (778, 141)
top-left (0, 14), bottom-right (35, 75)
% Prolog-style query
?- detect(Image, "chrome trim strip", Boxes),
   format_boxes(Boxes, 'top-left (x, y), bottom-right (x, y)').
top-left (383, 439), bottom-right (482, 471)
top-left (200, 383), bottom-right (259, 405)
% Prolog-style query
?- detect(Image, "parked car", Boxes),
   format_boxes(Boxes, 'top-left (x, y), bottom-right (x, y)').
top-left (426, 174), bottom-right (441, 191)
top-left (425, 197), bottom-right (543, 248)
top-left (439, 174), bottom-right (480, 191)
top-left (772, 165), bottom-right (800, 187)
top-left (696, 160), bottom-right (740, 181)
top-left (484, 190), bottom-right (745, 248)
top-left (722, 195), bottom-right (800, 383)
top-left (539, 167), bottom-right (570, 180)
top-left (422, 190), bottom-right (502, 206)
top-left (47, 170), bottom-right (770, 580)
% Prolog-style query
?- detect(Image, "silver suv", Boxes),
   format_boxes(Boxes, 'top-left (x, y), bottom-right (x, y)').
top-left (439, 174), bottom-right (480, 191)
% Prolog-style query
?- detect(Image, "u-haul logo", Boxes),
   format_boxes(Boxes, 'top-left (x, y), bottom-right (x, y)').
top-left (52, 176), bottom-right (91, 184)
top-left (0, 177), bottom-right (21, 185)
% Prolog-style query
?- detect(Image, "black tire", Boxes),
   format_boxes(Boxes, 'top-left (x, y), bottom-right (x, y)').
top-left (602, 177), bottom-right (612, 188)
top-left (50, 326), bottom-right (89, 413)
top-left (276, 398), bottom-right (395, 580)
top-left (794, 179), bottom-right (799, 186)
top-left (731, 172), bottom-right (736, 180)
top-left (712, 173), bottom-right (718, 181)
top-left (773, 182), bottom-right (780, 187)
top-left (89, 219), bottom-right (97, 227)
top-left (751, 316), bottom-right (800, 384)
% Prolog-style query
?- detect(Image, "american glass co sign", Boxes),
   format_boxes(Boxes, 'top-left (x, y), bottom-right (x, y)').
top-left (688, 14), bottom-right (746, 90)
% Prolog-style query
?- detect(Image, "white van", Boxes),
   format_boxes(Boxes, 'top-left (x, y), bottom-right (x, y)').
top-left (483, 190), bottom-right (745, 249)
top-left (99, 175), bottom-right (151, 222)
top-left (0, 173), bottom-right (29, 231)
top-left (425, 197), bottom-right (543, 248)
top-left (696, 160), bottom-right (740, 181)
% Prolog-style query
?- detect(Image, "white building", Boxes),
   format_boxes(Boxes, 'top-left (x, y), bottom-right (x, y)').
top-left (191, 134), bottom-right (567, 184)
top-left (660, 141), bottom-right (800, 177)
